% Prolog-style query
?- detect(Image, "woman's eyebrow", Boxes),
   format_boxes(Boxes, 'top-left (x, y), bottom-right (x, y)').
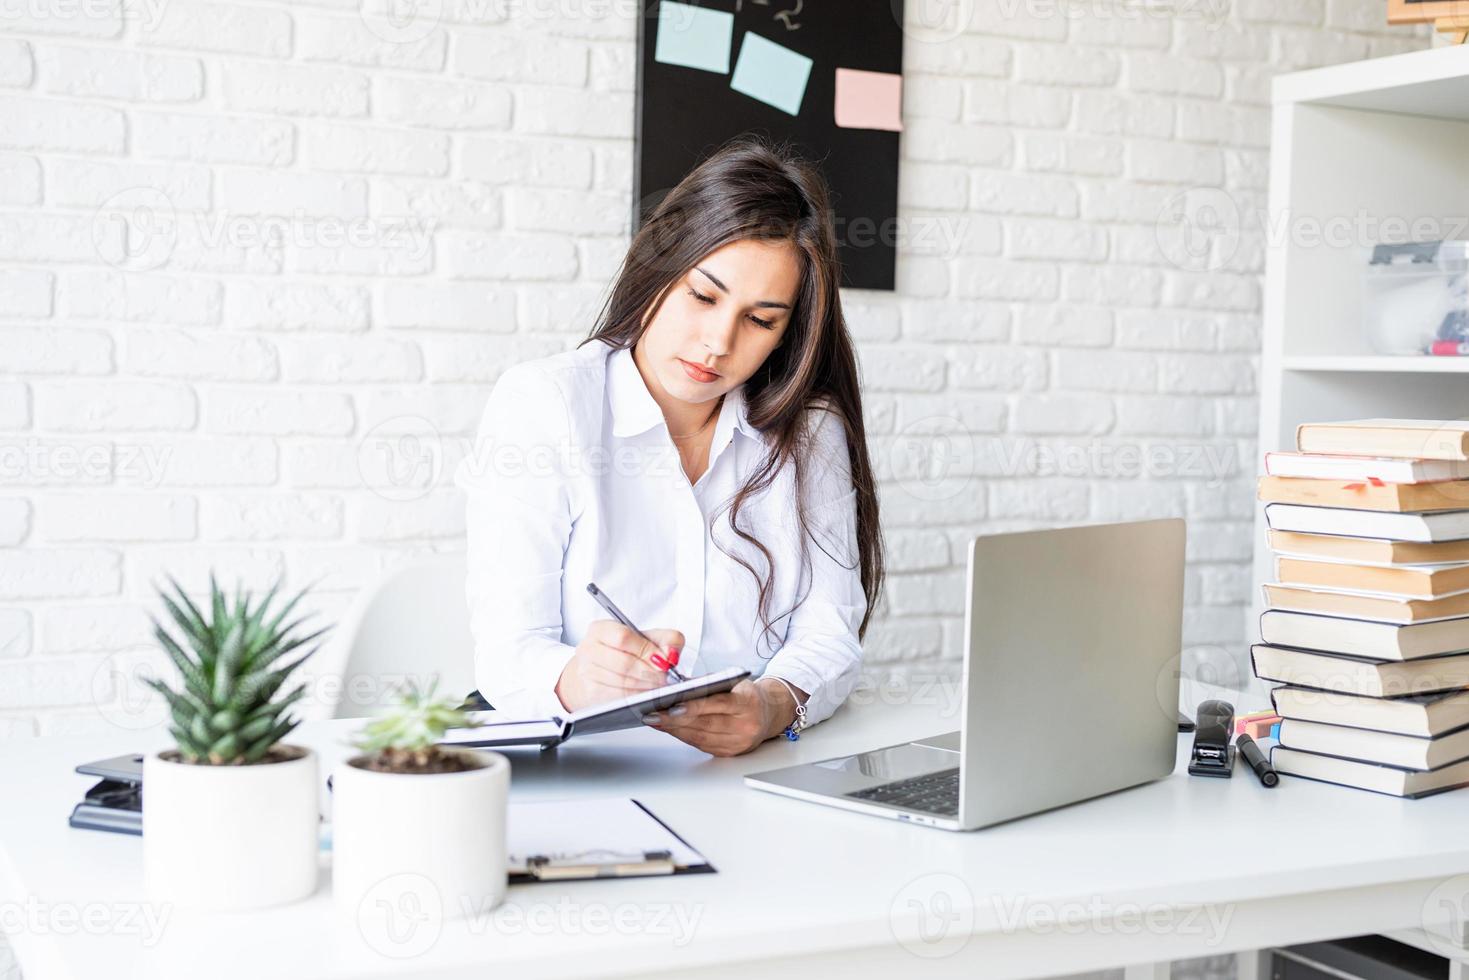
top-left (694, 266), bottom-right (793, 310)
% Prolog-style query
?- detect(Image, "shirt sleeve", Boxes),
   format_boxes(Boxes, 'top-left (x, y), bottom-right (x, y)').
top-left (456, 363), bottom-right (579, 720)
top-left (760, 403), bottom-right (866, 728)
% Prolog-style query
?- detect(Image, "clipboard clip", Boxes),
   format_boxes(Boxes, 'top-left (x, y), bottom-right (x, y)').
top-left (524, 849), bottom-right (676, 880)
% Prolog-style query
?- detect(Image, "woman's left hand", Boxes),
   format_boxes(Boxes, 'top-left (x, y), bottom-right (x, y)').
top-left (643, 679), bottom-right (800, 757)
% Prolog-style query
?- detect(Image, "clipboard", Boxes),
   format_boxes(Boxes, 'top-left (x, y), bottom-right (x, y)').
top-left (508, 799), bottom-right (715, 883)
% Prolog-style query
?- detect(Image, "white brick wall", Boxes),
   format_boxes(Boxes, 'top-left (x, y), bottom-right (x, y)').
top-left (0, 0), bottom-right (1430, 740)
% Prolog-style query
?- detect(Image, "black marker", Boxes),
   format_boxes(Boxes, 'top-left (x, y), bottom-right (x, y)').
top-left (1236, 734), bottom-right (1279, 788)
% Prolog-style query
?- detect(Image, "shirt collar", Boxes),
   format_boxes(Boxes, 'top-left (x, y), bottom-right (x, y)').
top-left (606, 344), bottom-right (767, 446)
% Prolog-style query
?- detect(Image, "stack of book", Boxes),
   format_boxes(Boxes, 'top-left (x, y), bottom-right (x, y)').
top-left (1254, 418), bottom-right (1469, 797)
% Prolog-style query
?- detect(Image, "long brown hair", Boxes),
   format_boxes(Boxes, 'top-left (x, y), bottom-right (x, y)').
top-left (580, 135), bottom-right (885, 652)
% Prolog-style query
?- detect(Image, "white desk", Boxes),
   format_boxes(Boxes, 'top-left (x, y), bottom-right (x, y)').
top-left (3, 693), bottom-right (1468, 980)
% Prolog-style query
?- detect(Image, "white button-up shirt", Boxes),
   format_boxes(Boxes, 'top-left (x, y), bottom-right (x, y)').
top-left (456, 339), bottom-right (864, 726)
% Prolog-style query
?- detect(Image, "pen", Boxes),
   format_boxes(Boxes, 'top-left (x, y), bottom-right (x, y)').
top-left (585, 582), bottom-right (688, 683)
top-left (1236, 734), bottom-right (1279, 788)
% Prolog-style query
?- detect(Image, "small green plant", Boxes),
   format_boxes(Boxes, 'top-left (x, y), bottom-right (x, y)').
top-left (352, 680), bottom-right (484, 773)
top-left (147, 576), bottom-right (325, 765)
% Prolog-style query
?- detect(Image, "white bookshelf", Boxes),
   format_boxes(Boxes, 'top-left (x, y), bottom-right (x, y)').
top-left (1253, 46), bottom-right (1469, 639)
top-left (1281, 354), bottom-right (1469, 373)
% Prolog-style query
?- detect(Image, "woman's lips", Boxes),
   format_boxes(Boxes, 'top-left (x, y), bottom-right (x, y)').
top-left (679, 359), bottom-right (720, 383)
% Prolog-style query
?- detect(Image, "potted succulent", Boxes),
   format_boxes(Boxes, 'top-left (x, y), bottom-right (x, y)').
top-left (142, 576), bottom-right (326, 911)
top-left (332, 681), bottom-right (510, 920)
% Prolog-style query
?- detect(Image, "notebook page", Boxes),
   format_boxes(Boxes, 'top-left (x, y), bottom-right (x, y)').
top-left (438, 715), bottom-right (564, 746)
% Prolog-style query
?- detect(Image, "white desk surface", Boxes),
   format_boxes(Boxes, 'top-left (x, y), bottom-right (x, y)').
top-left (3, 691), bottom-right (1468, 980)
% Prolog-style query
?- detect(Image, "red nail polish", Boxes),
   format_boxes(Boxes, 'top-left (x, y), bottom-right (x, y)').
top-left (667, 648), bottom-right (680, 666)
top-left (651, 654), bottom-right (670, 671)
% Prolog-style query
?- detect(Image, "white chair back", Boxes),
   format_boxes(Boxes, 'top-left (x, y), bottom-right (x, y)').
top-left (327, 554), bottom-right (477, 720)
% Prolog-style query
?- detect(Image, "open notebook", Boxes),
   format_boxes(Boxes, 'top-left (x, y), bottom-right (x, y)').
top-left (439, 667), bottom-right (750, 749)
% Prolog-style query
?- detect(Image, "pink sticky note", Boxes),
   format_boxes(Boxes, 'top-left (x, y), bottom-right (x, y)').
top-left (834, 68), bottom-right (903, 132)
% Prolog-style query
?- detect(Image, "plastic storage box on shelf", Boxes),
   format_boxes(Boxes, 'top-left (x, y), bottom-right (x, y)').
top-left (1364, 241), bottom-right (1469, 355)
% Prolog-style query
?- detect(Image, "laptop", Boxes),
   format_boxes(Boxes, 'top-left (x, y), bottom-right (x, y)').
top-left (745, 518), bottom-right (1186, 831)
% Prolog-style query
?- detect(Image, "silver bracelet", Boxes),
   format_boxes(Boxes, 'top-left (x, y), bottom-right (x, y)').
top-left (763, 675), bottom-right (808, 741)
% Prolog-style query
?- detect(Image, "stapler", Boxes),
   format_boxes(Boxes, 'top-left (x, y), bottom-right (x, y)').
top-left (1187, 699), bottom-right (1236, 778)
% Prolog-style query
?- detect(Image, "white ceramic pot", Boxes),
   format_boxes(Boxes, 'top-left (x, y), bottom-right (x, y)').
top-left (331, 749), bottom-right (509, 921)
top-left (143, 746), bottom-right (320, 911)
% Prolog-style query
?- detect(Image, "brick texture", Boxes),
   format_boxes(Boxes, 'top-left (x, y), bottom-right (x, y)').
top-left (0, 0), bottom-right (1430, 746)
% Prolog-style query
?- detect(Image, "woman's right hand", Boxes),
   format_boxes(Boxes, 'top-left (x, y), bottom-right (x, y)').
top-left (553, 619), bottom-right (684, 713)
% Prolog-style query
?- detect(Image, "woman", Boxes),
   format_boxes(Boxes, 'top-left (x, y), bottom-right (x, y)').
top-left (459, 136), bottom-right (884, 757)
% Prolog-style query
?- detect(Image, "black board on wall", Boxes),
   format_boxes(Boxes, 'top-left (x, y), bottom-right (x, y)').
top-left (634, 0), bottom-right (905, 291)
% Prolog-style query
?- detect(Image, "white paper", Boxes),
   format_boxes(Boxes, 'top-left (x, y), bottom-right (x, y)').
top-left (506, 798), bottom-right (707, 872)
top-left (438, 716), bottom-right (564, 746)
top-left (1272, 551), bottom-right (1469, 570)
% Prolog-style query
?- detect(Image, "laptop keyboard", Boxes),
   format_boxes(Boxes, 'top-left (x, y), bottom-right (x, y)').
top-left (846, 767), bottom-right (960, 816)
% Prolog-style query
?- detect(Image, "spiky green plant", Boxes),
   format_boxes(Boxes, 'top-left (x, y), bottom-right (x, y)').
top-left (147, 576), bottom-right (326, 765)
top-left (352, 679), bottom-right (483, 771)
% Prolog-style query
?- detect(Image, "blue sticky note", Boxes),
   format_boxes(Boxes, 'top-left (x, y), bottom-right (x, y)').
top-left (655, 1), bottom-right (734, 74)
top-left (730, 32), bottom-right (812, 116)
